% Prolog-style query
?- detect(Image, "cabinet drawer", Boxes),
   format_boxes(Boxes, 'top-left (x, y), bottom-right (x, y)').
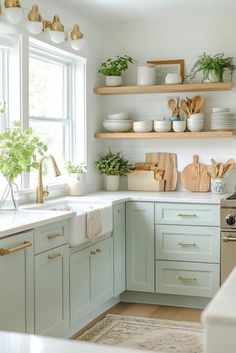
top-left (155, 203), bottom-right (220, 226)
top-left (156, 260), bottom-right (220, 297)
top-left (34, 221), bottom-right (69, 254)
top-left (155, 225), bottom-right (220, 263)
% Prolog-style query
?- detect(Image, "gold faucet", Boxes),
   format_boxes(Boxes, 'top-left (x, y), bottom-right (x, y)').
top-left (36, 155), bottom-right (61, 203)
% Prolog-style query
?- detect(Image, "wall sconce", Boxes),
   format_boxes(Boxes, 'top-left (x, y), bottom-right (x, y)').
top-left (70, 24), bottom-right (85, 50)
top-left (26, 5), bottom-right (43, 34)
top-left (4, 0), bottom-right (23, 24)
top-left (49, 15), bottom-right (65, 44)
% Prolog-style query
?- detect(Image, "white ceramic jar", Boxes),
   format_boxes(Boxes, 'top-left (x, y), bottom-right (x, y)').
top-left (165, 73), bottom-right (182, 84)
top-left (137, 64), bottom-right (156, 85)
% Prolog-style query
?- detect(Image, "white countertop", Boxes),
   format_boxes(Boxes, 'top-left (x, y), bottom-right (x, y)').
top-left (0, 330), bottom-right (146, 353)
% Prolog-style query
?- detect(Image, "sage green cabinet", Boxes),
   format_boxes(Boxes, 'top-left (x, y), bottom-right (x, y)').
top-left (0, 231), bottom-right (34, 333)
top-left (113, 203), bottom-right (126, 296)
top-left (69, 237), bottom-right (113, 326)
top-left (126, 202), bottom-right (155, 292)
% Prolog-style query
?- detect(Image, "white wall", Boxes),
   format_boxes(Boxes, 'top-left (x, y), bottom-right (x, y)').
top-left (98, 12), bottom-right (236, 193)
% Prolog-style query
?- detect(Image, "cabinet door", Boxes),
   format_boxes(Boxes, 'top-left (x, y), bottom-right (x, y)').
top-left (126, 202), bottom-right (155, 292)
top-left (91, 237), bottom-right (114, 306)
top-left (34, 244), bottom-right (69, 336)
top-left (69, 246), bottom-right (92, 326)
top-left (0, 231), bottom-right (34, 333)
top-left (113, 203), bottom-right (126, 296)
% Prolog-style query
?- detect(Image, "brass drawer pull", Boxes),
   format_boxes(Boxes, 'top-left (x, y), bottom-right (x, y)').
top-left (90, 251), bottom-right (96, 255)
top-left (178, 276), bottom-right (197, 281)
top-left (0, 240), bottom-right (32, 256)
top-left (48, 252), bottom-right (62, 261)
top-left (96, 248), bottom-right (102, 253)
top-left (178, 242), bottom-right (196, 247)
top-left (47, 232), bottom-right (62, 240)
top-left (223, 236), bottom-right (236, 242)
top-left (177, 213), bottom-right (197, 217)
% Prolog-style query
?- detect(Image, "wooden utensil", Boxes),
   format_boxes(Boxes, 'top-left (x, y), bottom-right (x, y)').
top-left (168, 98), bottom-right (176, 115)
top-left (222, 159), bottom-right (234, 176)
top-left (181, 155), bottom-right (210, 192)
top-left (193, 95), bottom-right (204, 114)
top-left (180, 99), bottom-right (191, 116)
top-left (145, 152), bottom-right (177, 191)
top-left (186, 97), bottom-right (193, 115)
top-left (218, 163), bottom-right (224, 178)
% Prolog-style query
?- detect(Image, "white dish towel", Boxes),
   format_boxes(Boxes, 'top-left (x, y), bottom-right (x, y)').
top-left (86, 209), bottom-right (103, 240)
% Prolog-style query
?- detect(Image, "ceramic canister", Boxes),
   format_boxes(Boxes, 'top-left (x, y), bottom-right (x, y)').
top-left (137, 64), bottom-right (156, 85)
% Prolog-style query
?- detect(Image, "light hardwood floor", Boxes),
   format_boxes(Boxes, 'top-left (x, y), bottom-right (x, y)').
top-left (73, 302), bottom-right (202, 339)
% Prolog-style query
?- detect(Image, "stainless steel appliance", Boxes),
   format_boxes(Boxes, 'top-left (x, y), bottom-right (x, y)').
top-left (221, 192), bottom-right (236, 283)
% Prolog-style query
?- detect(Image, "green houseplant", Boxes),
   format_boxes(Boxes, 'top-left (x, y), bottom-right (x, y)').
top-left (188, 52), bottom-right (236, 83)
top-left (0, 124), bottom-right (47, 208)
top-left (98, 55), bottom-right (135, 87)
top-left (95, 149), bottom-right (131, 191)
top-left (65, 161), bottom-right (87, 196)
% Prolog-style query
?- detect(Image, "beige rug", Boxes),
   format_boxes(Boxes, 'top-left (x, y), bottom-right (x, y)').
top-left (78, 314), bottom-right (204, 353)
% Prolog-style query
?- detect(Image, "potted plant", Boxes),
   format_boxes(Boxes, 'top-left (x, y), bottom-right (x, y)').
top-left (188, 52), bottom-right (236, 83)
top-left (0, 123), bottom-right (47, 208)
top-left (65, 161), bottom-right (87, 196)
top-left (98, 55), bottom-right (135, 87)
top-left (95, 149), bottom-right (131, 191)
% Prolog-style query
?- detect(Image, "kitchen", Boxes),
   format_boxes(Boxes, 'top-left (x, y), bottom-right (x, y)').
top-left (1, 0), bottom-right (236, 353)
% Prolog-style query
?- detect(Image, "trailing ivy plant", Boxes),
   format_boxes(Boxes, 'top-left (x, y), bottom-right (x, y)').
top-left (65, 161), bottom-right (87, 174)
top-left (98, 55), bottom-right (135, 76)
top-left (0, 123), bottom-right (47, 207)
top-left (95, 149), bottom-right (131, 176)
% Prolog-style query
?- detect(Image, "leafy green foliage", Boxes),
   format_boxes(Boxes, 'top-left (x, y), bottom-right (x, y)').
top-left (0, 102), bottom-right (5, 113)
top-left (0, 125), bottom-right (47, 182)
top-left (65, 161), bottom-right (87, 174)
top-left (188, 52), bottom-right (236, 82)
top-left (95, 149), bottom-right (131, 176)
top-left (98, 55), bottom-right (135, 76)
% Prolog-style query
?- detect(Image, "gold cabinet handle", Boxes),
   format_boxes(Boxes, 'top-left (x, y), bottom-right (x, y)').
top-left (47, 232), bottom-right (62, 240)
top-left (178, 276), bottom-right (197, 281)
top-left (178, 242), bottom-right (196, 247)
top-left (96, 248), bottom-right (102, 253)
top-left (90, 251), bottom-right (96, 255)
top-left (177, 213), bottom-right (197, 217)
top-left (0, 240), bottom-right (32, 256)
top-left (223, 236), bottom-right (236, 242)
top-left (48, 252), bottom-right (62, 261)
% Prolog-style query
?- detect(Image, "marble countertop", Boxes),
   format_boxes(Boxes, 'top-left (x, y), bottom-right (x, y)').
top-left (0, 330), bottom-right (145, 353)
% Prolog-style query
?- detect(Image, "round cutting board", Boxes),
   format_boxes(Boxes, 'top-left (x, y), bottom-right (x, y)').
top-left (181, 155), bottom-right (210, 192)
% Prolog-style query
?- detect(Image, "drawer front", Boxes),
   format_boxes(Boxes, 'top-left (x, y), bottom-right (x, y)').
top-left (34, 221), bottom-right (69, 254)
top-left (155, 203), bottom-right (220, 226)
top-left (155, 225), bottom-right (220, 263)
top-left (156, 260), bottom-right (220, 297)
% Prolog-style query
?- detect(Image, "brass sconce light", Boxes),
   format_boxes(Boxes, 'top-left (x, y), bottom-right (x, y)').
top-left (4, 0), bottom-right (23, 24)
top-left (26, 5), bottom-right (43, 34)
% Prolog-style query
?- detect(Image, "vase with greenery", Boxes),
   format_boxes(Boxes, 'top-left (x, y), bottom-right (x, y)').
top-left (98, 55), bottom-right (135, 87)
top-left (95, 149), bottom-right (131, 191)
top-left (188, 52), bottom-right (236, 83)
top-left (0, 124), bottom-right (47, 208)
top-left (65, 161), bottom-right (87, 196)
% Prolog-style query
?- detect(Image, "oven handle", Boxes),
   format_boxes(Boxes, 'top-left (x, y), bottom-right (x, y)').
top-left (222, 235), bottom-right (236, 242)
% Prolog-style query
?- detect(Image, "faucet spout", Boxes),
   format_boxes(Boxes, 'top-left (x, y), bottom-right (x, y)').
top-left (36, 155), bottom-right (61, 203)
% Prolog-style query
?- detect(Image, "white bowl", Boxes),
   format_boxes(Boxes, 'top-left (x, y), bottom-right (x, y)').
top-left (107, 112), bottom-right (129, 120)
top-left (154, 120), bottom-right (171, 132)
top-left (103, 120), bottom-right (133, 132)
top-left (133, 120), bottom-right (153, 132)
top-left (172, 120), bottom-right (186, 132)
top-left (187, 119), bottom-right (204, 132)
top-left (189, 113), bottom-right (204, 119)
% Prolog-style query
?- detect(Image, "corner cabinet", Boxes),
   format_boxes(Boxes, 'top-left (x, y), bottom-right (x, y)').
top-left (126, 201), bottom-right (155, 292)
top-left (0, 230), bottom-right (34, 333)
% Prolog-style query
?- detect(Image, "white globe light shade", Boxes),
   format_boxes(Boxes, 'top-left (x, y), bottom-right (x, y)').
top-left (70, 38), bottom-right (85, 50)
top-left (26, 21), bottom-right (43, 34)
top-left (4, 7), bottom-right (23, 24)
top-left (49, 30), bottom-right (65, 44)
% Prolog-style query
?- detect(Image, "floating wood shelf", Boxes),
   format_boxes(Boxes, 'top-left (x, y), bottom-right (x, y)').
top-left (95, 131), bottom-right (236, 139)
top-left (94, 82), bottom-right (233, 95)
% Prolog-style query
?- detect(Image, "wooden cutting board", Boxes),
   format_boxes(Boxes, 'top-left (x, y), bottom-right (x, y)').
top-left (145, 152), bottom-right (177, 191)
top-left (181, 155), bottom-right (210, 192)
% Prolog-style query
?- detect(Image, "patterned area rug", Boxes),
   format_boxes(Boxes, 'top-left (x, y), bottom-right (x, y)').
top-left (78, 314), bottom-right (204, 353)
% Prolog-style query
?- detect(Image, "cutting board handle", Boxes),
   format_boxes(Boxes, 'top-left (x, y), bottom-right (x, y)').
top-left (193, 155), bottom-right (199, 163)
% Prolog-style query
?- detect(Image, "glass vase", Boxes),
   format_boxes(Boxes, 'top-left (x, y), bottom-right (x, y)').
top-left (0, 182), bottom-right (18, 209)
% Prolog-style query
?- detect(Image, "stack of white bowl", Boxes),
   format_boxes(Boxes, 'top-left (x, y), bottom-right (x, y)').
top-left (187, 113), bottom-right (204, 132)
top-left (133, 120), bottom-right (153, 132)
top-left (154, 120), bottom-right (171, 132)
top-left (103, 112), bottom-right (133, 132)
top-left (210, 108), bottom-right (236, 131)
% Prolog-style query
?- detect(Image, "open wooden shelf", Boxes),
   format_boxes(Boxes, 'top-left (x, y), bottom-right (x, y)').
top-left (94, 82), bottom-right (233, 95)
top-left (95, 130), bottom-right (236, 139)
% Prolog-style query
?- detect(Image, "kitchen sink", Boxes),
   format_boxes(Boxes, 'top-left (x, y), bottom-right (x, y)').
top-left (25, 197), bottom-right (113, 247)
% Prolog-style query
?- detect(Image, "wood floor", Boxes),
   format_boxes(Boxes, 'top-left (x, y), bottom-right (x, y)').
top-left (73, 302), bottom-right (202, 339)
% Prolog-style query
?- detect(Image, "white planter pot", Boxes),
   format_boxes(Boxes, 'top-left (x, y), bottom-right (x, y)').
top-left (105, 175), bottom-right (120, 191)
top-left (105, 76), bottom-right (122, 87)
top-left (67, 173), bottom-right (86, 196)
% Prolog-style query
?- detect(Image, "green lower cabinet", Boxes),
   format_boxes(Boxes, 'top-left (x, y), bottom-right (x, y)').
top-left (70, 237), bottom-right (114, 326)
top-left (0, 231), bottom-right (34, 333)
top-left (126, 202), bottom-right (155, 292)
top-left (113, 203), bottom-right (126, 297)
top-left (34, 244), bottom-right (69, 336)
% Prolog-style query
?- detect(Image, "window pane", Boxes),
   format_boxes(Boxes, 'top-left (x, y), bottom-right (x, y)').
top-left (29, 57), bottom-right (64, 118)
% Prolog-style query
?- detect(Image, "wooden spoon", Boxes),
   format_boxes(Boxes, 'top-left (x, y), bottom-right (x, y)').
top-left (194, 95), bottom-right (204, 114)
top-left (218, 163), bottom-right (224, 178)
top-left (186, 97), bottom-right (193, 115)
top-left (168, 98), bottom-right (176, 115)
top-left (180, 99), bottom-right (190, 116)
top-left (222, 159), bottom-right (235, 176)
